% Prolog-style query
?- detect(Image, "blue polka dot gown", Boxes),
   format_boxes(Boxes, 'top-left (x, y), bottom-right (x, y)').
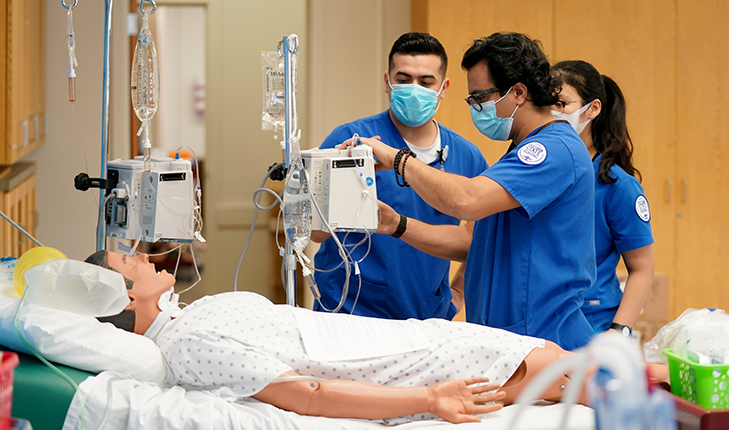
top-left (155, 292), bottom-right (544, 422)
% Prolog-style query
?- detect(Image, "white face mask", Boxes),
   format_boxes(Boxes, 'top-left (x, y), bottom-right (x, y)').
top-left (551, 101), bottom-right (593, 135)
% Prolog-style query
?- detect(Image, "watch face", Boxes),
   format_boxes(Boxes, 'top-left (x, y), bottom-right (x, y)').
top-left (622, 326), bottom-right (631, 337)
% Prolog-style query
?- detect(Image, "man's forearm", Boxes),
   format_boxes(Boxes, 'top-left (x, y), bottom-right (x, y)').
top-left (399, 158), bottom-right (519, 221)
top-left (400, 220), bottom-right (470, 261)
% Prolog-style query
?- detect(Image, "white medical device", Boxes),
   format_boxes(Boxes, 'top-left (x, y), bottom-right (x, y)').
top-left (105, 155), bottom-right (194, 243)
top-left (301, 146), bottom-right (378, 233)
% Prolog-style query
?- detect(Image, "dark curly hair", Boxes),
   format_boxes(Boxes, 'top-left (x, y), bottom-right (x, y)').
top-left (551, 60), bottom-right (640, 184)
top-left (389, 32), bottom-right (448, 76)
top-left (461, 32), bottom-right (560, 107)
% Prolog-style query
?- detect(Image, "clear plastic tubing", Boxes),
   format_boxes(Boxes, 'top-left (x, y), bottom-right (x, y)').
top-left (66, 8), bottom-right (77, 102)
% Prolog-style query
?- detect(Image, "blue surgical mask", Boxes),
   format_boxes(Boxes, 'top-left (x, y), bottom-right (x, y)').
top-left (470, 87), bottom-right (518, 141)
top-left (388, 74), bottom-right (444, 127)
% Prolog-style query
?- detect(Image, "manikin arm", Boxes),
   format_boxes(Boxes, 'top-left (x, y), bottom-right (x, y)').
top-left (253, 371), bottom-right (506, 424)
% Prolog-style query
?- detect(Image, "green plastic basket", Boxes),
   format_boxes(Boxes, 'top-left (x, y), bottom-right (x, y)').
top-left (663, 349), bottom-right (729, 409)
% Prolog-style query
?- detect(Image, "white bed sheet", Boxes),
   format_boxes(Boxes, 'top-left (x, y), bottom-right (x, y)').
top-left (62, 371), bottom-right (595, 430)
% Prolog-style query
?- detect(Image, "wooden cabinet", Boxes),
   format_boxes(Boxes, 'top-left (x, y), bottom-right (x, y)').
top-left (0, 163), bottom-right (37, 258)
top-left (1, 0), bottom-right (46, 165)
top-left (673, 0), bottom-right (729, 315)
top-left (414, 0), bottom-right (729, 319)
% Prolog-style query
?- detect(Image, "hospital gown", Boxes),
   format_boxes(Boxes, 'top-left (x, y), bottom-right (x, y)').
top-left (155, 292), bottom-right (544, 422)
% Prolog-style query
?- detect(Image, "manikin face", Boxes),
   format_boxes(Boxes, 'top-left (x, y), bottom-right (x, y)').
top-left (107, 252), bottom-right (175, 308)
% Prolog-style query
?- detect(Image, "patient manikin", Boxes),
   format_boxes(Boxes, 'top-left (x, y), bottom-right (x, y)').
top-left (87, 251), bottom-right (663, 424)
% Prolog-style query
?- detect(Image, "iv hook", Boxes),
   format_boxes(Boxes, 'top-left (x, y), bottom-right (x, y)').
top-left (140, 0), bottom-right (157, 15)
top-left (276, 34), bottom-right (299, 58)
top-left (61, 0), bottom-right (77, 10)
top-left (287, 34), bottom-right (299, 53)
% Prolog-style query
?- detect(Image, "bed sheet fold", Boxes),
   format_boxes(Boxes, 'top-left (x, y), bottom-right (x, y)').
top-left (62, 371), bottom-right (595, 430)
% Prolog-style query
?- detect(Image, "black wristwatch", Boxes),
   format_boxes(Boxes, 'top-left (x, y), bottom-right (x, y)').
top-left (609, 323), bottom-right (632, 338)
top-left (390, 215), bottom-right (407, 238)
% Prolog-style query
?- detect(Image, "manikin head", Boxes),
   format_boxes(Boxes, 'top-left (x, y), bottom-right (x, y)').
top-left (86, 250), bottom-right (175, 335)
top-left (385, 32), bottom-right (451, 128)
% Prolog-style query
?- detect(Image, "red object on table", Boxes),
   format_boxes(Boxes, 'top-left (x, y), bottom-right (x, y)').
top-left (673, 393), bottom-right (729, 430)
top-left (0, 352), bottom-right (19, 430)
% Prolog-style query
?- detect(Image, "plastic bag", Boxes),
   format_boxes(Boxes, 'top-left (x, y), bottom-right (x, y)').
top-left (644, 307), bottom-right (729, 364)
top-left (0, 257), bottom-right (17, 288)
top-left (23, 259), bottom-right (130, 317)
top-left (261, 51), bottom-right (286, 135)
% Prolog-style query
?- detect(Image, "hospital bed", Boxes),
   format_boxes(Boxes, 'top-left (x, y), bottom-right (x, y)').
top-left (0, 286), bottom-right (595, 430)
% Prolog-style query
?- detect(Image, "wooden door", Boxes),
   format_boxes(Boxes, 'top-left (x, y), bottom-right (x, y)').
top-left (412, 0), bottom-right (554, 166)
top-left (25, 0), bottom-right (46, 149)
top-left (674, 0), bottom-right (729, 314)
top-left (552, 0), bottom-right (679, 316)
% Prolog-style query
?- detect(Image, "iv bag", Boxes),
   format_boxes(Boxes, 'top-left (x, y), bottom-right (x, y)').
top-left (283, 156), bottom-right (312, 253)
top-left (261, 51), bottom-right (289, 133)
top-left (131, 14), bottom-right (160, 124)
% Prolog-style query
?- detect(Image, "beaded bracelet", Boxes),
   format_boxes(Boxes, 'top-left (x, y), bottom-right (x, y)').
top-left (400, 153), bottom-right (416, 187)
top-left (393, 148), bottom-right (411, 187)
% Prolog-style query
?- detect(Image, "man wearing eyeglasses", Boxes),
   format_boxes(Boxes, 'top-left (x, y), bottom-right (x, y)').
top-left (311, 32), bottom-right (488, 322)
top-left (356, 32), bottom-right (596, 351)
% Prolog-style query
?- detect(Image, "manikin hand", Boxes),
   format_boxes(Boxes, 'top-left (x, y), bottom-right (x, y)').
top-left (427, 377), bottom-right (507, 424)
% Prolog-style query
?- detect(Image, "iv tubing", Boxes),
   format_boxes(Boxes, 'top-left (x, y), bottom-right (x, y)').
top-left (97, 0), bottom-right (114, 252)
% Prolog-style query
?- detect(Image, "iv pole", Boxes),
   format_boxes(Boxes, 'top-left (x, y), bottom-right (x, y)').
top-left (97, 0), bottom-right (114, 251)
top-left (282, 34), bottom-right (298, 307)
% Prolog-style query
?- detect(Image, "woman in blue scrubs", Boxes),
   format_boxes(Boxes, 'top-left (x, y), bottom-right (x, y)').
top-left (550, 60), bottom-right (654, 336)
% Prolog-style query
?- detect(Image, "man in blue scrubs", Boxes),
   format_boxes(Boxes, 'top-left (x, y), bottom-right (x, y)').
top-left (312, 32), bottom-right (488, 320)
top-left (359, 32), bottom-right (596, 350)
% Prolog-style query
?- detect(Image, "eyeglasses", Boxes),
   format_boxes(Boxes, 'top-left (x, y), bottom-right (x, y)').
top-left (552, 99), bottom-right (588, 114)
top-left (465, 87), bottom-right (501, 111)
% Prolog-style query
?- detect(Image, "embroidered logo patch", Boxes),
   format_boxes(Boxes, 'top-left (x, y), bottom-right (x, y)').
top-left (517, 142), bottom-right (547, 165)
top-left (635, 195), bottom-right (651, 222)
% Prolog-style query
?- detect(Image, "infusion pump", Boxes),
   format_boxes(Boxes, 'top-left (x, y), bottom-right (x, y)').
top-left (301, 146), bottom-right (378, 233)
top-left (105, 155), bottom-right (195, 243)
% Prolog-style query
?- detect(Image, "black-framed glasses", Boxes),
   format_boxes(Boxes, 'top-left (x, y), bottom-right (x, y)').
top-left (552, 99), bottom-right (588, 114)
top-left (465, 87), bottom-right (501, 111)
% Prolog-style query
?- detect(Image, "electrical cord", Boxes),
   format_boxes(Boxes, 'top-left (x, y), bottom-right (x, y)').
top-left (233, 163), bottom-right (285, 292)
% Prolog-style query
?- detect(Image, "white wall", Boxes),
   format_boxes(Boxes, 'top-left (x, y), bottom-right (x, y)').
top-left (152, 5), bottom-right (206, 158)
top-left (308, 0), bottom-right (411, 148)
top-left (29, 0), bottom-right (409, 301)
top-left (29, 0), bottom-right (130, 260)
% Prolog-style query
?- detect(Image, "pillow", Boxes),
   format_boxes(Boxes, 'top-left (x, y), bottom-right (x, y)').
top-left (0, 286), bottom-right (169, 385)
top-left (24, 259), bottom-right (130, 317)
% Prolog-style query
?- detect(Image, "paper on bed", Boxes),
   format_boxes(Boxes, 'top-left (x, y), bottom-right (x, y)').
top-left (293, 308), bottom-right (430, 361)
